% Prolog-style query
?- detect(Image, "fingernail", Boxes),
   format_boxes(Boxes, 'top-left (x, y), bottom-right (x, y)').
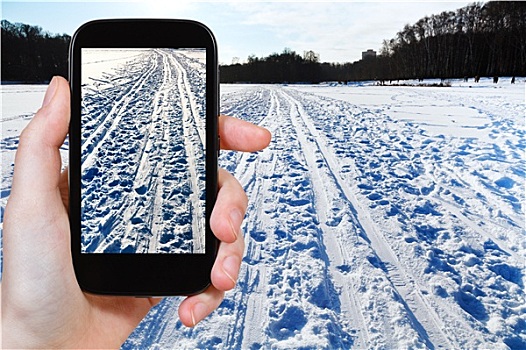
top-left (42, 76), bottom-right (58, 107)
top-left (222, 255), bottom-right (240, 285)
top-left (229, 209), bottom-right (243, 241)
top-left (192, 302), bottom-right (208, 326)
top-left (191, 308), bottom-right (196, 327)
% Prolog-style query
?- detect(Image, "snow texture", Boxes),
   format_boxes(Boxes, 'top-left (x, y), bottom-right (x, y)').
top-left (80, 48), bottom-right (207, 254)
top-left (1, 78), bottom-right (524, 349)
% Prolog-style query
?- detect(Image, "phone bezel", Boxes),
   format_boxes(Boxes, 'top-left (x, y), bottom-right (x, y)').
top-left (69, 19), bottom-right (219, 296)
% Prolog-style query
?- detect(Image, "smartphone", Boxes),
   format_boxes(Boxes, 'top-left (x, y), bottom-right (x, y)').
top-left (69, 19), bottom-right (219, 296)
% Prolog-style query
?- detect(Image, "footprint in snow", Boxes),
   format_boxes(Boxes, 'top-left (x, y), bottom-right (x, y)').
top-left (135, 185), bottom-right (148, 195)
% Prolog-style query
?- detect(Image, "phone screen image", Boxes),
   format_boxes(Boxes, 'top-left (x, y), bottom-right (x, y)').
top-left (80, 48), bottom-right (206, 254)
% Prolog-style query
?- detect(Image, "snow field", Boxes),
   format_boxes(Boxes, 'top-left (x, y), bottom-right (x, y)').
top-left (80, 48), bottom-right (207, 253)
top-left (123, 81), bottom-right (524, 349)
top-left (1, 78), bottom-right (524, 349)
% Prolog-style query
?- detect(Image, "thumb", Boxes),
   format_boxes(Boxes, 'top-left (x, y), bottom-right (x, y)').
top-left (3, 76), bottom-right (73, 296)
top-left (2, 77), bottom-right (89, 343)
top-left (10, 76), bottom-right (70, 197)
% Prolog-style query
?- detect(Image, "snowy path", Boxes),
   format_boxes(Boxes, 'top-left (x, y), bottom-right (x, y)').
top-left (1, 80), bottom-right (524, 349)
top-left (80, 49), bottom-right (206, 254)
top-left (123, 82), bottom-right (524, 349)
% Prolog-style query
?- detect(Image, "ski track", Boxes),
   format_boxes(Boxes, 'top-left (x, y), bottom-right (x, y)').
top-left (80, 48), bottom-right (207, 254)
top-left (122, 83), bottom-right (524, 349)
top-left (283, 90), bottom-right (449, 349)
top-left (1, 79), bottom-right (524, 349)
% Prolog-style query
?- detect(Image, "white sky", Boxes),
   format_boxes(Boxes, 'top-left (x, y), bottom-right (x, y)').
top-left (2, 1), bottom-right (471, 64)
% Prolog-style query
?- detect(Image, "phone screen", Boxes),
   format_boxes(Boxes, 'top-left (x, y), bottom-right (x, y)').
top-left (80, 48), bottom-right (206, 254)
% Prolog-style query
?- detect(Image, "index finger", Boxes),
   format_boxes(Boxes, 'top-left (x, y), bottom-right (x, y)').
top-left (219, 115), bottom-right (271, 152)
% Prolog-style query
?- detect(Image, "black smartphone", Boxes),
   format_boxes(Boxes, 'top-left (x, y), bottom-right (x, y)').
top-left (69, 19), bottom-right (219, 296)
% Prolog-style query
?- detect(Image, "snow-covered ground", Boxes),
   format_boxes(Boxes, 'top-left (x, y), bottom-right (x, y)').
top-left (1, 78), bottom-right (524, 348)
top-left (80, 48), bottom-right (207, 253)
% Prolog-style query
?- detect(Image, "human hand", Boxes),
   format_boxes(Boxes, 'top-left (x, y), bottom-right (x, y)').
top-left (1, 76), bottom-right (271, 348)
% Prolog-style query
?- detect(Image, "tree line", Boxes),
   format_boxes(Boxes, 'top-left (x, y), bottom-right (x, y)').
top-left (221, 1), bottom-right (525, 83)
top-left (1, 20), bottom-right (70, 82)
top-left (2, 1), bottom-right (525, 83)
top-left (375, 1), bottom-right (526, 80)
top-left (221, 49), bottom-right (323, 83)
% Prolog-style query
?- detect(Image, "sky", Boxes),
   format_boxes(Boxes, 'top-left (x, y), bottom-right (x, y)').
top-left (2, 1), bottom-right (471, 64)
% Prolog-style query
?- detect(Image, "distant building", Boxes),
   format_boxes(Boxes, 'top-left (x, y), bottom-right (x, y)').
top-left (362, 49), bottom-right (376, 60)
